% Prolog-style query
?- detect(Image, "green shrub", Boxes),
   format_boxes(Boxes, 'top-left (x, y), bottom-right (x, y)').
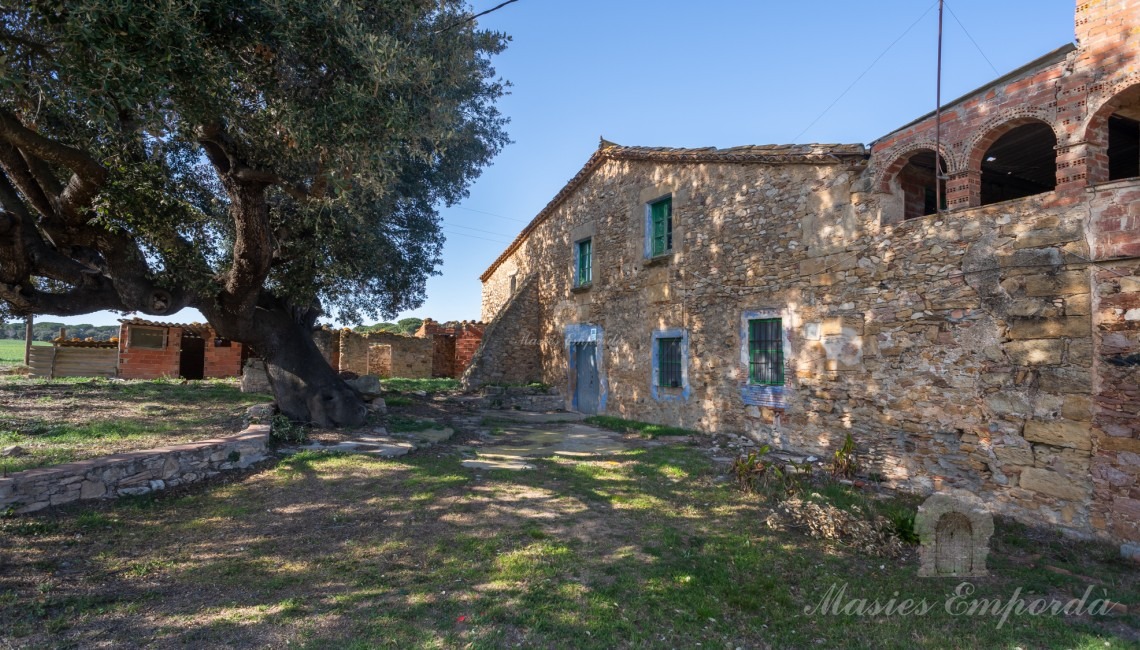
top-left (270, 414), bottom-right (309, 444)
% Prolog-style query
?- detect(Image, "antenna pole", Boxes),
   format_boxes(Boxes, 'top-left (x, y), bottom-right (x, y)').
top-left (935, 0), bottom-right (945, 213)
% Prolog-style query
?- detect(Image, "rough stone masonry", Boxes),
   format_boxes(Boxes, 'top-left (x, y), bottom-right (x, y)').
top-left (468, 0), bottom-right (1140, 550)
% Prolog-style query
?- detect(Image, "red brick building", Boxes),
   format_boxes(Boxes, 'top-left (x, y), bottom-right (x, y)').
top-left (415, 318), bottom-right (485, 377)
top-left (117, 318), bottom-right (243, 380)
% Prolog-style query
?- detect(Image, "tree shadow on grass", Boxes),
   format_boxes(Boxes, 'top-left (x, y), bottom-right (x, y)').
top-left (0, 445), bottom-right (1135, 648)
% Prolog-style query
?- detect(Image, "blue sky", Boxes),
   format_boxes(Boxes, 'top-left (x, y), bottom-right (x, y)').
top-left (40, 0), bottom-right (1075, 328)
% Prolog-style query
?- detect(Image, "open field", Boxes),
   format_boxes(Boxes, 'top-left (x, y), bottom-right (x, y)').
top-left (0, 434), bottom-right (1135, 648)
top-left (0, 377), bottom-right (272, 473)
top-left (0, 339), bottom-right (49, 365)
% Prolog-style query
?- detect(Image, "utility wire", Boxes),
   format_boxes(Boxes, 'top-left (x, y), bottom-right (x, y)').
top-left (944, 1), bottom-right (1001, 76)
top-left (443, 221), bottom-right (517, 237)
top-left (453, 205), bottom-right (529, 223)
top-left (441, 228), bottom-right (511, 244)
top-left (435, 0), bottom-right (521, 33)
top-left (792, 1), bottom-right (939, 142)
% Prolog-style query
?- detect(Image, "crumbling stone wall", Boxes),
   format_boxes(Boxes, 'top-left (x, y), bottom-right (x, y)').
top-left (0, 425), bottom-right (270, 512)
top-left (313, 328), bottom-right (341, 370)
top-left (417, 319), bottom-right (485, 377)
top-left (463, 275), bottom-right (542, 388)
top-left (1090, 259), bottom-right (1140, 543)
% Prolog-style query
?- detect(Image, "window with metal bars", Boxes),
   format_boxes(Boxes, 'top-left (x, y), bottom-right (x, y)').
top-left (575, 238), bottom-right (592, 286)
top-left (657, 337), bottom-right (682, 388)
top-left (649, 197), bottom-right (672, 256)
top-left (748, 318), bottom-right (784, 385)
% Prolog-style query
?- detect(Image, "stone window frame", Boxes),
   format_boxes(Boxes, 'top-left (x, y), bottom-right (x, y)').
top-left (639, 184), bottom-right (681, 263)
top-left (129, 326), bottom-right (167, 350)
top-left (651, 328), bottom-right (690, 402)
top-left (738, 309), bottom-right (791, 410)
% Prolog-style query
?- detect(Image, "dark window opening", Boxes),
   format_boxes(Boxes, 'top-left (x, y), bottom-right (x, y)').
top-left (748, 318), bottom-right (784, 386)
top-left (657, 337), bottom-right (682, 388)
top-left (980, 122), bottom-right (1057, 205)
top-left (130, 327), bottom-right (165, 350)
top-left (509, 274), bottom-right (517, 295)
top-left (1108, 113), bottom-right (1140, 181)
top-left (896, 150), bottom-right (947, 220)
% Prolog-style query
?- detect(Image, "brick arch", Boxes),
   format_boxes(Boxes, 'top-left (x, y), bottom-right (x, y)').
top-left (1083, 75), bottom-right (1140, 145)
top-left (871, 141), bottom-right (955, 194)
top-left (1081, 77), bottom-right (1140, 184)
top-left (964, 109), bottom-right (1061, 172)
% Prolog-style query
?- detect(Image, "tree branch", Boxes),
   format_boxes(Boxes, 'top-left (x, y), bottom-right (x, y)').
top-left (0, 109), bottom-right (106, 218)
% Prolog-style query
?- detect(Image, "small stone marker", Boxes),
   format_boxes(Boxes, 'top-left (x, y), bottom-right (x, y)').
top-left (916, 491), bottom-right (994, 577)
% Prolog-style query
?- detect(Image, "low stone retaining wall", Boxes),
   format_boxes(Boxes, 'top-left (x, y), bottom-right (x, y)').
top-left (0, 425), bottom-right (271, 513)
top-left (477, 385), bottom-right (564, 411)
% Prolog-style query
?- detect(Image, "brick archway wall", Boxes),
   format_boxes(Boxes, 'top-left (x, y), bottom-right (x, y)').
top-left (964, 111), bottom-right (1062, 176)
top-left (1082, 78), bottom-right (1140, 184)
top-left (871, 141), bottom-right (955, 194)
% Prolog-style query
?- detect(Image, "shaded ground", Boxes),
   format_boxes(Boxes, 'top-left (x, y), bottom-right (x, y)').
top-left (0, 377), bottom-right (272, 473)
top-left (0, 389), bottom-right (1136, 648)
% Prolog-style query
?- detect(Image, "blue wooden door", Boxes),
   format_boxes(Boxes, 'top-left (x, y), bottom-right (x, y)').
top-left (574, 342), bottom-right (599, 414)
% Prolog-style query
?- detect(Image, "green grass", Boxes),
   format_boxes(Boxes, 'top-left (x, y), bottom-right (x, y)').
top-left (383, 395), bottom-right (414, 407)
top-left (0, 377), bottom-right (271, 472)
top-left (0, 444), bottom-right (1132, 648)
top-left (383, 377), bottom-right (460, 394)
top-left (584, 415), bottom-right (700, 437)
top-left (0, 339), bottom-right (49, 364)
top-left (386, 415), bottom-right (440, 433)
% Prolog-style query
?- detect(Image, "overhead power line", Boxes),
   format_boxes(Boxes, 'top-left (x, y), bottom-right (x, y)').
top-left (453, 205), bottom-right (529, 223)
top-left (792, 0), bottom-right (939, 142)
top-left (944, 1), bottom-right (1002, 77)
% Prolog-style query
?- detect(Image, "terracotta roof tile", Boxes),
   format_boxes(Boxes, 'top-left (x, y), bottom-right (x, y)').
top-left (119, 318), bottom-right (215, 335)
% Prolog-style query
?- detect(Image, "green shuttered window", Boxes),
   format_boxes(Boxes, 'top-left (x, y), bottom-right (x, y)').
top-left (576, 238), bottom-right (592, 286)
top-left (650, 197), bottom-right (672, 256)
top-left (748, 318), bottom-right (783, 386)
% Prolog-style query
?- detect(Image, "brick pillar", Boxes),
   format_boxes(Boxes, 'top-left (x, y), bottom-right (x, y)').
top-left (946, 170), bottom-right (979, 210)
top-left (1056, 141), bottom-right (1099, 192)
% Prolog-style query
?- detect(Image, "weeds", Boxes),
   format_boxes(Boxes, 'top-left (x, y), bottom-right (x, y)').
top-left (584, 415), bottom-right (698, 438)
top-left (830, 432), bottom-right (859, 479)
top-left (270, 414), bottom-right (308, 444)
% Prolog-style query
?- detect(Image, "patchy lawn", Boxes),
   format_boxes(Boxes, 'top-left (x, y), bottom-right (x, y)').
top-left (382, 377), bottom-right (461, 394)
top-left (585, 415), bottom-right (701, 438)
top-left (0, 442), bottom-right (1134, 648)
top-left (0, 377), bottom-right (272, 473)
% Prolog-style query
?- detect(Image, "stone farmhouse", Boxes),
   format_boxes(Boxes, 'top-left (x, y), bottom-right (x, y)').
top-left (465, 0), bottom-right (1140, 549)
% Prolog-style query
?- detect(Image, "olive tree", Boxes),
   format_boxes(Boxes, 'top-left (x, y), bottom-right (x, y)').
top-left (0, 0), bottom-right (509, 425)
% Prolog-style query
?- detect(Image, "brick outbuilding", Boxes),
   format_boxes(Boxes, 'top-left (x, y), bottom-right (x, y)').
top-left (117, 318), bottom-right (243, 380)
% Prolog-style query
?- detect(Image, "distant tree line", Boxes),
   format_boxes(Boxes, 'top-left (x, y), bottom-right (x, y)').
top-left (353, 318), bottom-right (424, 336)
top-left (0, 321), bottom-right (119, 342)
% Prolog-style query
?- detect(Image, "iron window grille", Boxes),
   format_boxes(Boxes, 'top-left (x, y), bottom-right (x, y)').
top-left (657, 336), bottom-right (683, 388)
top-left (748, 318), bottom-right (784, 386)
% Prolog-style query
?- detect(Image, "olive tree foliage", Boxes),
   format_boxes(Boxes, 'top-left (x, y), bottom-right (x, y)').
top-left (0, 0), bottom-right (509, 424)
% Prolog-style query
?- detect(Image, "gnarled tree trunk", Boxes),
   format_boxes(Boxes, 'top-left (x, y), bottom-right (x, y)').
top-left (203, 300), bottom-right (368, 428)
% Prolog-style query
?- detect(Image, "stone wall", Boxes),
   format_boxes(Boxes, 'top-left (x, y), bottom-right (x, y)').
top-left (313, 328), bottom-right (341, 370)
top-left (463, 275), bottom-right (542, 389)
top-left (1091, 259), bottom-right (1140, 543)
top-left (0, 425), bottom-right (270, 513)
